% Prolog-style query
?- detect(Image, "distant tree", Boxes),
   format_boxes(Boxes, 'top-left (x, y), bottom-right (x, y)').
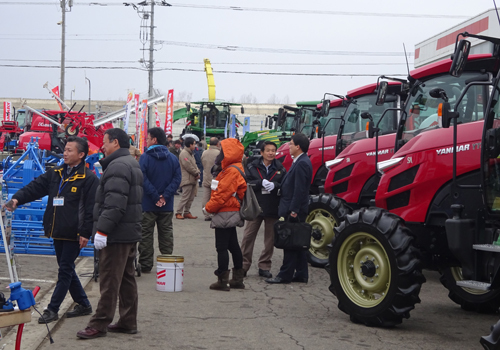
top-left (282, 95), bottom-right (290, 104)
top-left (239, 93), bottom-right (257, 104)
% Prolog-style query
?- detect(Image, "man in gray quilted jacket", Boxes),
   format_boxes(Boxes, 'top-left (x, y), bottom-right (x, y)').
top-left (77, 128), bottom-right (143, 339)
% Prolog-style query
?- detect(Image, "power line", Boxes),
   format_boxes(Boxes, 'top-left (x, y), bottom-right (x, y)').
top-left (0, 36), bottom-right (415, 56)
top-left (0, 63), bottom-right (407, 76)
top-left (0, 58), bottom-right (414, 66)
top-left (0, 1), bottom-right (470, 19)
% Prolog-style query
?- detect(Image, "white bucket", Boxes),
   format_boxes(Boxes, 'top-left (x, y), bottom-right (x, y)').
top-left (156, 255), bottom-right (184, 292)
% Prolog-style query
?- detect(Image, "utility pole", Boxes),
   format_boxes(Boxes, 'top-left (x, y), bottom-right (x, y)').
top-left (124, 1), bottom-right (171, 127)
top-left (59, 0), bottom-right (72, 101)
top-left (148, 1), bottom-right (155, 128)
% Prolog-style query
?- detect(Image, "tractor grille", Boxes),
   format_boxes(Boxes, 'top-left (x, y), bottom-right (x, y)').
top-left (388, 165), bottom-right (420, 192)
top-left (331, 181), bottom-right (349, 194)
top-left (386, 190), bottom-right (411, 210)
top-left (333, 164), bottom-right (354, 182)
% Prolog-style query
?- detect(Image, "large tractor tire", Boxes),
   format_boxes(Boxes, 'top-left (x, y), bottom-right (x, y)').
top-left (329, 207), bottom-right (425, 327)
top-left (439, 267), bottom-right (500, 313)
top-left (306, 194), bottom-right (352, 268)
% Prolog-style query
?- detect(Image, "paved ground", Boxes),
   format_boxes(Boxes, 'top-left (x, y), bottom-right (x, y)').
top-left (1, 187), bottom-right (499, 350)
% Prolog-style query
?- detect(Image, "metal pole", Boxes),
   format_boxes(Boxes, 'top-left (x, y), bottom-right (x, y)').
top-left (60, 0), bottom-right (66, 101)
top-left (148, 1), bottom-right (155, 127)
top-left (86, 77), bottom-right (91, 116)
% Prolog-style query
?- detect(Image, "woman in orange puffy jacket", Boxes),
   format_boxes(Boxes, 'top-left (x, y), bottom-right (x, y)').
top-left (204, 138), bottom-right (247, 291)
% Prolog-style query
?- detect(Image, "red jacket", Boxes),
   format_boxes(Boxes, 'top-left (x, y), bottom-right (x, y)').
top-left (205, 138), bottom-right (247, 213)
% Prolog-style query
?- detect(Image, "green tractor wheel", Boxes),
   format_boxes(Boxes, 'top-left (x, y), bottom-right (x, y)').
top-left (439, 266), bottom-right (500, 313)
top-left (306, 194), bottom-right (351, 268)
top-left (329, 207), bottom-right (425, 327)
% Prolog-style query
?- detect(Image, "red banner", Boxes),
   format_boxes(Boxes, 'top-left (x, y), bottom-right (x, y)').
top-left (154, 103), bottom-right (161, 127)
top-left (139, 100), bottom-right (148, 152)
top-left (3, 101), bottom-right (12, 121)
top-left (134, 94), bottom-right (140, 147)
top-left (164, 89), bottom-right (174, 135)
top-left (52, 86), bottom-right (63, 111)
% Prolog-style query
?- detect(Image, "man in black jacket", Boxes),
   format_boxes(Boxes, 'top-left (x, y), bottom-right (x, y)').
top-left (240, 141), bottom-right (286, 278)
top-left (77, 128), bottom-right (143, 339)
top-left (6, 136), bottom-right (98, 323)
top-left (266, 133), bottom-right (312, 284)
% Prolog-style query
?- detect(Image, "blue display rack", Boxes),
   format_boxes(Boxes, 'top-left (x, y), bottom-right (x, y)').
top-left (0, 139), bottom-right (96, 257)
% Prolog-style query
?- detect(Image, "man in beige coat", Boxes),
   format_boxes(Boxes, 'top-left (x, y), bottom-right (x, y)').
top-left (176, 137), bottom-right (200, 219)
top-left (201, 137), bottom-right (220, 221)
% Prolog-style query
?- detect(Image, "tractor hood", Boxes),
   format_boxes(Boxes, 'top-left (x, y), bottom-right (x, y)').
top-left (393, 120), bottom-right (484, 159)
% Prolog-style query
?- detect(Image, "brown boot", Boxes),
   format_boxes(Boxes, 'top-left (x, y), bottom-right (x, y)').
top-left (229, 268), bottom-right (245, 289)
top-left (210, 270), bottom-right (230, 291)
top-left (175, 213), bottom-right (184, 220)
top-left (184, 212), bottom-right (197, 219)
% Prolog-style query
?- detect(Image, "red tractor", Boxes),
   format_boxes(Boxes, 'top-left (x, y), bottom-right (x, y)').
top-left (18, 105), bottom-right (113, 154)
top-left (324, 48), bottom-right (500, 328)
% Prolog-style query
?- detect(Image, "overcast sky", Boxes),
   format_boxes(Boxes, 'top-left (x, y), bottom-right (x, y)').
top-left (0, 0), bottom-right (497, 105)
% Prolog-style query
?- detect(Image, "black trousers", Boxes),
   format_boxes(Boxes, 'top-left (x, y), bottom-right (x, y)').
top-left (214, 227), bottom-right (243, 274)
top-left (276, 249), bottom-right (308, 282)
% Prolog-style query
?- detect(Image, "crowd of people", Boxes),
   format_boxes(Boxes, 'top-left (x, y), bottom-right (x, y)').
top-left (4, 128), bottom-right (313, 339)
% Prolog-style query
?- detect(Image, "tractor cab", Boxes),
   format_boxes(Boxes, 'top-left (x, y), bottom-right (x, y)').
top-left (186, 100), bottom-right (243, 138)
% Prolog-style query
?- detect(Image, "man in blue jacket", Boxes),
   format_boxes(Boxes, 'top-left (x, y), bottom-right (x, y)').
top-left (138, 127), bottom-right (181, 273)
top-left (266, 133), bottom-right (312, 284)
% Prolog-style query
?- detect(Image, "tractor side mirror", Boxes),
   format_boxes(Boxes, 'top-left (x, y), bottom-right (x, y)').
top-left (265, 116), bottom-right (268, 128)
top-left (439, 102), bottom-right (458, 128)
top-left (269, 118), bottom-right (273, 129)
top-left (361, 112), bottom-right (373, 121)
top-left (376, 81), bottom-right (388, 106)
top-left (321, 100), bottom-right (330, 117)
top-left (278, 108), bottom-right (286, 126)
top-left (486, 128), bottom-right (500, 159)
top-left (367, 121), bottom-right (376, 138)
top-left (241, 106), bottom-right (245, 114)
top-left (450, 39), bottom-right (471, 77)
top-left (429, 88), bottom-right (449, 102)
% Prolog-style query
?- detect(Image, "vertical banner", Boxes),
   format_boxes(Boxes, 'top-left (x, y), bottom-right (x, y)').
top-left (164, 89), bottom-right (174, 134)
top-left (3, 102), bottom-right (12, 121)
top-left (204, 115), bottom-right (207, 140)
top-left (243, 117), bottom-right (250, 136)
top-left (51, 86), bottom-right (63, 111)
top-left (230, 114), bottom-right (236, 138)
top-left (134, 94), bottom-right (140, 147)
top-left (154, 103), bottom-right (161, 127)
top-left (140, 100), bottom-right (148, 152)
top-left (123, 91), bottom-right (134, 133)
top-left (224, 117), bottom-right (228, 139)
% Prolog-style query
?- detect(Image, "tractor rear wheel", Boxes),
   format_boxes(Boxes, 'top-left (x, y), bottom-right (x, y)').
top-left (439, 266), bottom-right (500, 313)
top-left (306, 194), bottom-right (351, 268)
top-left (329, 207), bottom-right (425, 327)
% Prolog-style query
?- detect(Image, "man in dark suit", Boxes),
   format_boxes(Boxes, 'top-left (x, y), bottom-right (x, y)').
top-left (266, 133), bottom-right (312, 284)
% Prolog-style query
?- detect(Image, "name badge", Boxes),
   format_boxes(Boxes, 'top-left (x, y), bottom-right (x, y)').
top-left (262, 189), bottom-right (270, 195)
top-left (211, 179), bottom-right (219, 190)
top-left (53, 197), bottom-right (64, 206)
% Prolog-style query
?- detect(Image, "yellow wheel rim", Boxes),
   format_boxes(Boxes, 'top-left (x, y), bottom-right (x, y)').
top-left (337, 231), bottom-right (391, 307)
top-left (306, 208), bottom-right (336, 261)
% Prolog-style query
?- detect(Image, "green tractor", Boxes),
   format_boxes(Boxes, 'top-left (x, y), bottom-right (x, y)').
top-left (242, 100), bottom-right (320, 156)
top-left (178, 100), bottom-right (244, 139)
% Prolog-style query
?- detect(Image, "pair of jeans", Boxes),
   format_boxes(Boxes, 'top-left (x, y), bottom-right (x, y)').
top-left (214, 227), bottom-right (243, 275)
top-left (48, 239), bottom-right (90, 313)
top-left (139, 211), bottom-right (174, 271)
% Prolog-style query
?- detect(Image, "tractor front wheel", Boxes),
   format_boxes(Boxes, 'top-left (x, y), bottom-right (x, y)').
top-left (329, 207), bottom-right (425, 327)
top-left (306, 194), bottom-right (351, 268)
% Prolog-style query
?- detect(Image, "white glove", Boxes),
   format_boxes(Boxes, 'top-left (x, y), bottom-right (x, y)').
top-left (262, 179), bottom-right (275, 192)
top-left (202, 207), bottom-right (212, 217)
top-left (94, 232), bottom-right (107, 250)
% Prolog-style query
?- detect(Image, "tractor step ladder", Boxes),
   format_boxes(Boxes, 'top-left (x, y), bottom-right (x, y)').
top-left (473, 244), bottom-right (500, 252)
top-left (454, 244), bottom-right (500, 291)
top-left (456, 280), bottom-right (491, 291)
